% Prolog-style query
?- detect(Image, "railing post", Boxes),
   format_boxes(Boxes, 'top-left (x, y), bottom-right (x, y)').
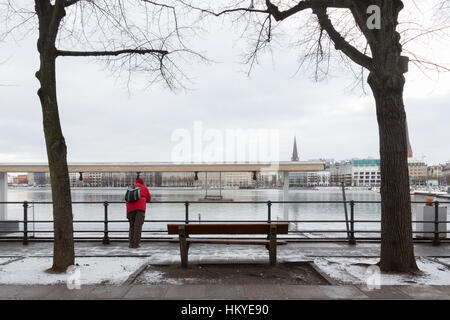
top-left (348, 200), bottom-right (356, 245)
top-left (23, 201), bottom-right (28, 245)
top-left (102, 201), bottom-right (110, 245)
top-left (267, 200), bottom-right (272, 223)
top-left (185, 201), bottom-right (189, 224)
top-left (432, 200), bottom-right (440, 246)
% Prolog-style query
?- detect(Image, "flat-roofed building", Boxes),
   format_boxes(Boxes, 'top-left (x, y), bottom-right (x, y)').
top-left (162, 172), bottom-right (195, 187)
top-left (443, 163), bottom-right (450, 186)
top-left (12, 175), bottom-right (28, 185)
top-left (352, 159), bottom-right (380, 187)
top-left (329, 160), bottom-right (353, 186)
top-left (408, 159), bottom-right (427, 186)
top-left (195, 172), bottom-right (255, 188)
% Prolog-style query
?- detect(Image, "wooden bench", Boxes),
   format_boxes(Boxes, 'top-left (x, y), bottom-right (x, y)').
top-left (167, 223), bottom-right (289, 268)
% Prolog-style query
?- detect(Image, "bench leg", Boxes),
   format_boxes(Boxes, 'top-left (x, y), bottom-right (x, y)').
top-left (269, 225), bottom-right (277, 265)
top-left (178, 226), bottom-right (188, 268)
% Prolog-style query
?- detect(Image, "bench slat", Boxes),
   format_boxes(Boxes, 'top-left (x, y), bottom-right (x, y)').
top-left (167, 223), bottom-right (289, 235)
top-left (183, 239), bottom-right (288, 245)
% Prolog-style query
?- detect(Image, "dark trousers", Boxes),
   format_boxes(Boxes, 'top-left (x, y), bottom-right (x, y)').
top-left (128, 210), bottom-right (145, 248)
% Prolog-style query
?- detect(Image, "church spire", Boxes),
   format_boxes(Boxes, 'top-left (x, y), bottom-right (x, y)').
top-left (291, 136), bottom-right (299, 161)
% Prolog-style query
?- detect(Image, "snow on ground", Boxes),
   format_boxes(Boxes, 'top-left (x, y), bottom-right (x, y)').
top-left (314, 257), bottom-right (450, 285)
top-left (0, 257), bottom-right (147, 285)
top-left (1, 241), bottom-right (449, 286)
top-left (0, 258), bottom-right (15, 266)
top-left (438, 258), bottom-right (450, 266)
top-left (137, 270), bottom-right (197, 285)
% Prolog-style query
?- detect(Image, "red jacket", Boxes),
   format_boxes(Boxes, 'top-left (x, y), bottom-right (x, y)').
top-left (126, 181), bottom-right (151, 216)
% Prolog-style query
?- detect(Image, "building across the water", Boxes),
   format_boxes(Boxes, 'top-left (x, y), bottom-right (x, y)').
top-left (443, 163), bottom-right (450, 185)
top-left (352, 159), bottom-right (381, 187)
top-left (65, 169), bottom-right (280, 188)
top-left (408, 159), bottom-right (427, 186)
top-left (427, 165), bottom-right (444, 182)
top-left (328, 160), bottom-right (353, 186)
top-left (289, 171), bottom-right (330, 187)
top-left (12, 175), bottom-right (28, 185)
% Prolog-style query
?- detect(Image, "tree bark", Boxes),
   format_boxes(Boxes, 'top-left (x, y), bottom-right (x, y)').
top-left (368, 68), bottom-right (418, 273)
top-left (35, 0), bottom-right (74, 273)
top-left (352, 0), bottom-right (418, 273)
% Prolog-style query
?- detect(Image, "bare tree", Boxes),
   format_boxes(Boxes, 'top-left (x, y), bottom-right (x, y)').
top-left (180, 0), bottom-right (450, 272)
top-left (0, 0), bottom-right (202, 272)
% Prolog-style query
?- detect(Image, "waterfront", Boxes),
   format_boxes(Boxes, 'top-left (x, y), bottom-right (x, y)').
top-left (4, 187), bottom-right (447, 239)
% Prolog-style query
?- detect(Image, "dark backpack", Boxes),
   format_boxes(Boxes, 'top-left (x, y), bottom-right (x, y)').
top-left (125, 184), bottom-right (141, 202)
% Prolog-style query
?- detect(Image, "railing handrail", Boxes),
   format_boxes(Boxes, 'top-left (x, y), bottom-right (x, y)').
top-left (1, 200), bottom-right (450, 204)
top-left (1, 199), bottom-right (448, 245)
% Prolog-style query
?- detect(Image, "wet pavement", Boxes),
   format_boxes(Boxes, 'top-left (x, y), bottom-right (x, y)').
top-left (1, 241), bottom-right (449, 300)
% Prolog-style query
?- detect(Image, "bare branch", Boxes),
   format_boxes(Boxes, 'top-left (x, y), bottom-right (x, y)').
top-left (56, 48), bottom-right (169, 57)
top-left (64, 0), bottom-right (80, 7)
top-left (175, 0), bottom-right (267, 17)
top-left (177, 0), bottom-right (351, 20)
top-left (313, 7), bottom-right (372, 70)
top-left (265, 0), bottom-right (351, 21)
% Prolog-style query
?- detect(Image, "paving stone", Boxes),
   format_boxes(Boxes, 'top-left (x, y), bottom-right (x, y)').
top-left (357, 285), bottom-right (412, 299)
top-left (164, 285), bottom-right (207, 299)
top-left (0, 285), bottom-right (26, 299)
top-left (0, 285), bottom-right (55, 300)
top-left (123, 285), bottom-right (168, 299)
top-left (318, 285), bottom-right (368, 299)
top-left (86, 285), bottom-right (132, 299)
top-left (43, 285), bottom-right (96, 299)
top-left (3, 284), bottom-right (450, 300)
top-left (204, 285), bottom-right (246, 299)
top-left (432, 285), bottom-right (450, 297)
top-left (396, 285), bottom-right (450, 300)
top-left (281, 285), bottom-right (329, 300)
top-left (243, 284), bottom-right (285, 300)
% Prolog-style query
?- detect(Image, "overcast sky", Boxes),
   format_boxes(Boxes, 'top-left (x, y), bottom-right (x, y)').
top-left (0, 2), bottom-right (449, 166)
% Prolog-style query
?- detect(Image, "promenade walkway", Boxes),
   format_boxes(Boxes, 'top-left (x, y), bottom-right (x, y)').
top-left (2, 283), bottom-right (450, 300)
top-left (1, 242), bottom-right (450, 300)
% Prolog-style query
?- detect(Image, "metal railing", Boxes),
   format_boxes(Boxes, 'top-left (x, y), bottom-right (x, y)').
top-left (0, 200), bottom-right (449, 245)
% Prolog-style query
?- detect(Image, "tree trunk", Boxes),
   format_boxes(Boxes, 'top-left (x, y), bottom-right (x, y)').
top-left (368, 70), bottom-right (418, 273)
top-left (35, 1), bottom-right (74, 273)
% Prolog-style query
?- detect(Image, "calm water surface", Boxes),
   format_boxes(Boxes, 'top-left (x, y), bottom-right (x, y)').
top-left (5, 187), bottom-right (444, 238)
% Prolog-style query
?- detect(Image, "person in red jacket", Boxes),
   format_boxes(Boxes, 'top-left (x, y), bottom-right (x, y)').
top-left (126, 178), bottom-right (151, 248)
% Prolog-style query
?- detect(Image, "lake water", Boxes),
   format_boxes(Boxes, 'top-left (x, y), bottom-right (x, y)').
top-left (5, 187), bottom-right (446, 239)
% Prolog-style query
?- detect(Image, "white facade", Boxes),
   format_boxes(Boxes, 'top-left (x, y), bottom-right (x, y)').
top-left (328, 160), bottom-right (353, 186)
top-left (289, 171), bottom-right (330, 186)
top-left (223, 172), bottom-right (253, 187)
top-left (352, 159), bottom-right (381, 187)
top-left (316, 171), bottom-right (330, 186)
